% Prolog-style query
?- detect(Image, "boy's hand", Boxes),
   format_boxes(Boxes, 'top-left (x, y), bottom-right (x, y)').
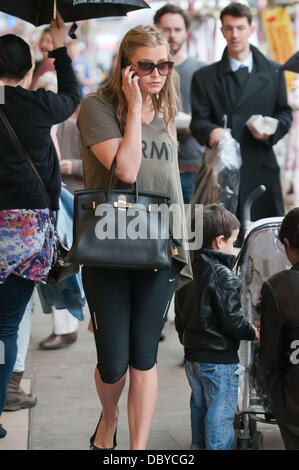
top-left (50, 10), bottom-right (66, 50)
top-left (252, 325), bottom-right (260, 342)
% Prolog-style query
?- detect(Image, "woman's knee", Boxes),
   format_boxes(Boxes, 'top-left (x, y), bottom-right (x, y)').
top-left (130, 344), bottom-right (159, 372)
top-left (97, 362), bottom-right (128, 385)
top-left (129, 363), bottom-right (157, 380)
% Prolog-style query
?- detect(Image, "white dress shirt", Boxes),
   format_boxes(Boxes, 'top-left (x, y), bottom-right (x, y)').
top-left (229, 52), bottom-right (253, 73)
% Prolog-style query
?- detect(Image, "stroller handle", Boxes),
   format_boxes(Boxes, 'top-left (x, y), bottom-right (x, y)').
top-left (243, 185), bottom-right (266, 224)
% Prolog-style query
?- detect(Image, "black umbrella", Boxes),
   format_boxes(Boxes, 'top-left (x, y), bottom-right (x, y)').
top-left (0, 0), bottom-right (150, 26)
top-left (280, 51), bottom-right (299, 73)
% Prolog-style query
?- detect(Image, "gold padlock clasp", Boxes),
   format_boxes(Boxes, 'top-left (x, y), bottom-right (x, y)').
top-left (114, 195), bottom-right (132, 211)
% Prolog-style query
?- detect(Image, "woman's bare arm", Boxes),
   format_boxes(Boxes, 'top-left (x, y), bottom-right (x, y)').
top-left (90, 66), bottom-right (142, 184)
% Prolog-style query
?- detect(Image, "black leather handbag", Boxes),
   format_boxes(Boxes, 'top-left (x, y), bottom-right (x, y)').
top-left (68, 157), bottom-right (174, 270)
top-left (46, 235), bottom-right (79, 286)
top-left (0, 108), bottom-right (79, 285)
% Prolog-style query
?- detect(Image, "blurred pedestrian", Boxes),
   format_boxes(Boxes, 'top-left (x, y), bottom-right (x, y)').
top-left (67, 40), bottom-right (93, 98)
top-left (37, 185), bottom-right (85, 351)
top-left (30, 27), bottom-right (55, 90)
top-left (154, 4), bottom-right (205, 204)
top-left (259, 207), bottom-right (299, 450)
top-left (4, 297), bottom-right (37, 411)
top-left (0, 11), bottom-right (80, 436)
top-left (77, 24), bottom-right (192, 450)
top-left (57, 109), bottom-right (83, 194)
top-left (190, 3), bottom-right (292, 226)
top-left (32, 72), bottom-right (84, 350)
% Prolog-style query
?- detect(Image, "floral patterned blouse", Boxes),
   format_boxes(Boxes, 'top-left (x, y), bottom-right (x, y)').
top-left (0, 209), bottom-right (55, 284)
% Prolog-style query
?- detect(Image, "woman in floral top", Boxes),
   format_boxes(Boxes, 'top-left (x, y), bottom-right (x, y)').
top-left (0, 11), bottom-right (80, 434)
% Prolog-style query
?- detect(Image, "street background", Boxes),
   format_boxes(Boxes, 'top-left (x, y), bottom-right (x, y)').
top-left (0, 0), bottom-right (298, 451)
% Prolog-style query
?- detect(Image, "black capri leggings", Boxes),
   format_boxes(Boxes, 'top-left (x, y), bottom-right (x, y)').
top-left (82, 261), bottom-right (180, 384)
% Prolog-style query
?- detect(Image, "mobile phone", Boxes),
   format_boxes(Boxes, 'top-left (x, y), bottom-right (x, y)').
top-left (121, 56), bottom-right (128, 69)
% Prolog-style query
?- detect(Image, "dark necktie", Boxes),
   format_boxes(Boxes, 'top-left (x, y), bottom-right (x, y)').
top-left (226, 65), bottom-right (249, 107)
top-left (234, 65), bottom-right (249, 88)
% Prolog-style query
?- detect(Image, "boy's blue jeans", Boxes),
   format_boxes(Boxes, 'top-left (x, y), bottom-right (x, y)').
top-left (185, 361), bottom-right (239, 450)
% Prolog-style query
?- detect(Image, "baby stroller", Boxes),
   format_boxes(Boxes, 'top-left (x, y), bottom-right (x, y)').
top-left (233, 186), bottom-right (290, 450)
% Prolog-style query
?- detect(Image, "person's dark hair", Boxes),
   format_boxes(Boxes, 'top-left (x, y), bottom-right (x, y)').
top-left (42, 28), bottom-right (51, 34)
top-left (201, 204), bottom-right (240, 248)
top-left (278, 207), bottom-right (299, 250)
top-left (0, 34), bottom-right (32, 80)
top-left (220, 2), bottom-right (252, 25)
top-left (154, 3), bottom-right (190, 31)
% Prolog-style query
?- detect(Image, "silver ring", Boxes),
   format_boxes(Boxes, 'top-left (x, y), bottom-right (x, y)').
top-left (127, 79), bottom-right (131, 85)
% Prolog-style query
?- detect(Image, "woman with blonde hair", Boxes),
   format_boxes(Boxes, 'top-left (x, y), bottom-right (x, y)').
top-left (77, 24), bottom-right (192, 450)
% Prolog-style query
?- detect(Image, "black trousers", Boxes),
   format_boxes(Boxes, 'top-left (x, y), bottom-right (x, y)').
top-left (82, 261), bottom-right (180, 384)
top-left (276, 418), bottom-right (299, 450)
top-left (269, 383), bottom-right (299, 450)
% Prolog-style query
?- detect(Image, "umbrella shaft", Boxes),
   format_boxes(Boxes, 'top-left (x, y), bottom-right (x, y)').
top-left (53, 0), bottom-right (57, 19)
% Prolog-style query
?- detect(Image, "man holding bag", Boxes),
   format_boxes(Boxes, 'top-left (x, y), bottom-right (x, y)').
top-left (190, 3), bottom-right (292, 222)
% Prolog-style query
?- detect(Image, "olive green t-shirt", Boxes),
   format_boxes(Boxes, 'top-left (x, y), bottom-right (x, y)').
top-left (77, 93), bottom-right (192, 286)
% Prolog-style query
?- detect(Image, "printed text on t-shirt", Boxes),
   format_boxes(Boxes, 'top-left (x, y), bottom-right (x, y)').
top-left (142, 141), bottom-right (173, 161)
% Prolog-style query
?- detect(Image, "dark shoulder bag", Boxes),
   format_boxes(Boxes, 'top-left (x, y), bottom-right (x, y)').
top-left (0, 108), bottom-right (79, 285)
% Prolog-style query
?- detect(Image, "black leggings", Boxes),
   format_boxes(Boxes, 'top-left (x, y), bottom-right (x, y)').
top-left (82, 261), bottom-right (180, 384)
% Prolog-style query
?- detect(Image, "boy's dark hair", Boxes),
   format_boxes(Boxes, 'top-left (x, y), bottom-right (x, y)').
top-left (0, 34), bottom-right (32, 80)
top-left (201, 204), bottom-right (240, 248)
top-left (220, 2), bottom-right (252, 25)
top-left (278, 207), bottom-right (299, 250)
top-left (153, 3), bottom-right (190, 31)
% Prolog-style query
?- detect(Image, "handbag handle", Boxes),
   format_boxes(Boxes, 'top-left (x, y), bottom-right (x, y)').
top-left (0, 107), bottom-right (52, 213)
top-left (86, 92), bottom-right (140, 203)
top-left (107, 156), bottom-right (139, 203)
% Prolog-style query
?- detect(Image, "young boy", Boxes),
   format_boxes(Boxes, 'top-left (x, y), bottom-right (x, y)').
top-left (259, 207), bottom-right (299, 450)
top-left (175, 204), bottom-right (258, 450)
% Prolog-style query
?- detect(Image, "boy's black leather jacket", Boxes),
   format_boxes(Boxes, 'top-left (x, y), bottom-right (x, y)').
top-left (175, 248), bottom-right (256, 363)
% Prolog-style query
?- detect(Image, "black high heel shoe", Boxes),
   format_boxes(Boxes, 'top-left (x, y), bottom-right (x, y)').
top-left (90, 410), bottom-right (118, 450)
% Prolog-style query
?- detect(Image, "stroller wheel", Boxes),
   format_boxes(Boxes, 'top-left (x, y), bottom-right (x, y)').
top-left (252, 431), bottom-right (264, 450)
top-left (231, 431), bottom-right (238, 450)
top-left (249, 416), bottom-right (257, 436)
top-left (238, 437), bottom-right (251, 450)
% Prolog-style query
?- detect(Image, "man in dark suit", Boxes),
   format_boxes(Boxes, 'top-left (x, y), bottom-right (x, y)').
top-left (190, 2), bottom-right (293, 223)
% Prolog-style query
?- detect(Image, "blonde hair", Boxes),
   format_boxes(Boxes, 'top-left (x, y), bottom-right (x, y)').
top-left (99, 25), bottom-right (180, 143)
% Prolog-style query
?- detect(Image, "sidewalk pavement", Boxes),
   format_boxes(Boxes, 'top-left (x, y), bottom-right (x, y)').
top-left (0, 380), bottom-right (30, 450)
top-left (1, 294), bottom-right (284, 450)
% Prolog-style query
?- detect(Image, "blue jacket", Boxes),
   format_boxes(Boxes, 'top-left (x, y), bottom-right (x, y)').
top-left (37, 185), bottom-right (85, 321)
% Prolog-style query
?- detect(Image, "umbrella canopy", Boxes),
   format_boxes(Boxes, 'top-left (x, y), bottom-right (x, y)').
top-left (0, 0), bottom-right (150, 26)
top-left (280, 51), bottom-right (299, 73)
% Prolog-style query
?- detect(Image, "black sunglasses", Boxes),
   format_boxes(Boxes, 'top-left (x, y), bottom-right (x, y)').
top-left (131, 60), bottom-right (174, 77)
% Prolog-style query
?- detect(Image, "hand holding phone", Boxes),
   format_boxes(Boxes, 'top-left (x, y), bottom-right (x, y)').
top-left (122, 65), bottom-right (142, 111)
